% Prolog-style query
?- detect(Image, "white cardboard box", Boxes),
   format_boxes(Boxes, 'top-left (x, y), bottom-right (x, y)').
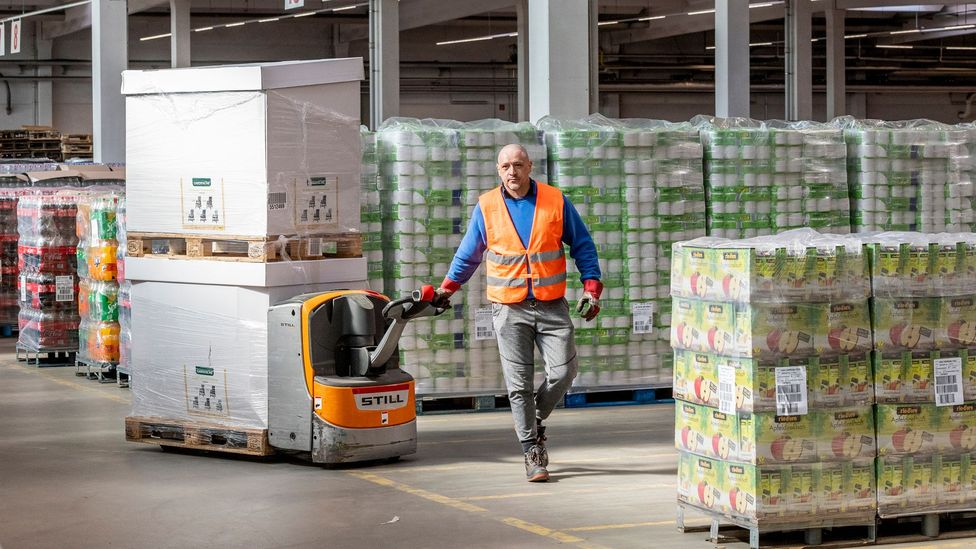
top-left (125, 256), bottom-right (367, 287)
top-left (129, 279), bottom-right (367, 429)
top-left (123, 58), bottom-right (364, 237)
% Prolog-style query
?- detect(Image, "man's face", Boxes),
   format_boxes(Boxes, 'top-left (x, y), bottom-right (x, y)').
top-left (497, 146), bottom-right (533, 197)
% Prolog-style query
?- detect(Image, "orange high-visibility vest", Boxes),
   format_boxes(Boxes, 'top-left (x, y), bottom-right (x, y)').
top-left (479, 182), bottom-right (567, 303)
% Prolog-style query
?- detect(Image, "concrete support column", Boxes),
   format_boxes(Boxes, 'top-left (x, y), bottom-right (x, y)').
top-left (715, 0), bottom-right (750, 118)
top-left (527, 0), bottom-right (589, 122)
top-left (588, 0), bottom-right (599, 115)
top-left (786, 0), bottom-right (812, 120)
top-left (826, 6), bottom-right (846, 118)
top-left (92, 0), bottom-right (127, 163)
top-left (516, 0), bottom-right (529, 121)
top-left (368, 0), bottom-right (398, 129)
top-left (34, 22), bottom-right (53, 127)
top-left (170, 0), bottom-right (191, 68)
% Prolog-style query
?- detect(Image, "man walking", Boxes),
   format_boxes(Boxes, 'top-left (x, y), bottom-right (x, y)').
top-left (434, 144), bottom-right (602, 482)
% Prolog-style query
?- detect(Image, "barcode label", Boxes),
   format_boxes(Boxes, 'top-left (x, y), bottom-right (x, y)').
top-left (268, 192), bottom-right (287, 210)
top-left (474, 307), bottom-right (494, 340)
top-left (55, 276), bottom-right (73, 302)
top-left (718, 363), bottom-right (736, 413)
top-left (306, 237), bottom-right (323, 257)
top-left (631, 302), bottom-right (655, 334)
top-left (775, 366), bottom-right (808, 416)
top-left (935, 357), bottom-right (964, 407)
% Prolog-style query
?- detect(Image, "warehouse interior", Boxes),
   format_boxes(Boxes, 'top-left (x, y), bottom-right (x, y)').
top-left (3, 2), bottom-right (976, 549)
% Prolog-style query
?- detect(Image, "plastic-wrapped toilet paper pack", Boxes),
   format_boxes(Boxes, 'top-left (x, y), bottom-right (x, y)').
top-left (360, 128), bottom-right (386, 295)
top-left (842, 117), bottom-right (976, 233)
top-left (539, 115), bottom-right (707, 389)
top-left (695, 117), bottom-right (851, 239)
top-left (375, 118), bottom-right (548, 396)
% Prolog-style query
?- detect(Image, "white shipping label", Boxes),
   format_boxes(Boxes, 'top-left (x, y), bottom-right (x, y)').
top-left (474, 307), bottom-right (494, 340)
top-left (306, 238), bottom-right (323, 257)
top-left (185, 366), bottom-right (230, 417)
top-left (181, 177), bottom-right (225, 229)
top-left (296, 175), bottom-right (339, 226)
top-left (55, 276), bottom-right (73, 302)
top-left (631, 302), bottom-right (655, 334)
top-left (775, 366), bottom-right (808, 416)
top-left (718, 363), bottom-right (736, 414)
top-left (935, 357), bottom-right (964, 407)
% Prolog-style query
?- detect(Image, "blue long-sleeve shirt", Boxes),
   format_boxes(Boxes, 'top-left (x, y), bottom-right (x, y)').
top-left (446, 180), bottom-right (601, 298)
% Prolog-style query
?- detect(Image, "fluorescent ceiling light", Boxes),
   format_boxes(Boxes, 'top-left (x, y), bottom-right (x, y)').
top-left (293, 11), bottom-right (316, 17)
top-left (598, 20), bottom-right (621, 26)
top-left (890, 29), bottom-right (921, 35)
top-left (844, 33), bottom-right (867, 39)
top-left (750, 41), bottom-right (773, 46)
top-left (333, 4), bottom-right (358, 11)
top-left (139, 32), bottom-right (171, 42)
top-left (436, 31), bottom-right (516, 46)
top-left (688, 9), bottom-right (715, 15)
top-left (929, 24), bottom-right (976, 32)
top-left (638, 16), bottom-right (666, 21)
top-left (194, 26), bottom-right (214, 32)
top-left (258, 17), bottom-right (280, 23)
top-left (706, 46), bottom-right (716, 50)
top-left (878, 44), bottom-right (913, 49)
top-left (946, 46), bottom-right (976, 50)
top-left (225, 21), bottom-right (246, 27)
top-left (750, 2), bottom-right (779, 7)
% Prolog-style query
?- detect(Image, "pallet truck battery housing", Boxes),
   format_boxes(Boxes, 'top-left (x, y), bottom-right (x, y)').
top-left (267, 286), bottom-right (443, 464)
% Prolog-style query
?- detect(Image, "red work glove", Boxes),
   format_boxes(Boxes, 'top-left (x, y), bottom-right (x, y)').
top-left (434, 278), bottom-right (460, 309)
top-left (576, 279), bottom-right (603, 322)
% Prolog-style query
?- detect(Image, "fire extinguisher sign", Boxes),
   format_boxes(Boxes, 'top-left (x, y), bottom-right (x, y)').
top-left (10, 19), bottom-right (20, 54)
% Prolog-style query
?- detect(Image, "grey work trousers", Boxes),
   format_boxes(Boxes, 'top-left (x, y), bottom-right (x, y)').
top-left (492, 298), bottom-right (579, 447)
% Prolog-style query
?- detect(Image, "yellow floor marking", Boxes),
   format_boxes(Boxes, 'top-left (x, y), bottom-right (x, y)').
top-left (1, 360), bottom-right (129, 404)
top-left (347, 470), bottom-right (611, 549)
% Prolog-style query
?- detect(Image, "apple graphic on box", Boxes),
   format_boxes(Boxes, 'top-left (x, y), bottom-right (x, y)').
top-left (828, 326), bottom-right (861, 352)
top-left (693, 375), bottom-right (712, 403)
top-left (697, 481), bottom-right (715, 508)
top-left (891, 427), bottom-right (924, 454)
top-left (722, 274), bottom-right (742, 300)
top-left (729, 487), bottom-right (748, 514)
top-left (690, 272), bottom-right (709, 298)
top-left (676, 322), bottom-right (693, 348)
top-left (767, 329), bottom-right (801, 354)
top-left (890, 323), bottom-right (923, 349)
top-left (680, 426), bottom-right (695, 451)
top-left (712, 433), bottom-right (731, 460)
top-left (950, 424), bottom-right (976, 450)
top-left (770, 435), bottom-right (804, 462)
top-left (832, 432), bottom-right (863, 459)
top-left (735, 386), bottom-right (747, 409)
top-left (948, 320), bottom-right (976, 345)
top-left (882, 374), bottom-right (901, 391)
top-left (707, 327), bottom-right (727, 354)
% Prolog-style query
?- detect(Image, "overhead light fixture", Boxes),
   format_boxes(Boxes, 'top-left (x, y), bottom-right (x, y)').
top-left (258, 17), bottom-right (280, 23)
top-left (930, 24), bottom-right (976, 32)
top-left (844, 33), bottom-right (867, 39)
top-left (688, 9), bottom-right (715, 16)
top-left (194, 26), bottom-right (214, 32)
top-left (436, 31), bottom-right (517, 46)
top-left (638, 16), bottom-right (666, 22)
top-left (878, 44), bottom-right (913, 49)
top-left (750, 41), bottom-right (773, 47)
top-left (333, 4), bottom-right (359, 11)
top-left (946, 46), bottom-right (976, 50)
top-left (706, 46), bottom-right (716, 50)
top-left (598, 20), bottom-right (621, 26)
top-left (890, 29), bottom-right (921, 35)
top-left (750, 2), bottom-right (779, 7)
top-left (226, 21), bottom-right (246, 27)
top-left (293, 11), bottom-right (316, 17)
top-left (139, 32), bottom-right (172, 42)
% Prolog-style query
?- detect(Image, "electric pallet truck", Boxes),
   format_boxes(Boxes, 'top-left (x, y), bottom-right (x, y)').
top-left (267, 286), bottom-right (444, 464)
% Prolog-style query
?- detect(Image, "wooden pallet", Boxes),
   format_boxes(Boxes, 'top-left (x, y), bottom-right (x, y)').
top-left (61, 145), bottom-right (93, 154)
top-left (62, 134), bottom-right (92, 144)
top-left (124, 416), bottom-right (273, 456)
top-left (126, 232), bottom-right (362, 262)
top-left (416, 394), bottom-right (510, 415)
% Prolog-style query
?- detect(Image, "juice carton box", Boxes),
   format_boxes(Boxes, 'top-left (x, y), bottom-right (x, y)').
top-left (964, 350), bottom-right (976, 401)
top-left (876, 456), bottom-right (938, 517)
top-left (841, 353), bottom-right (875, 406)
top-left (905, 457), bottom-right (938, 513)
top-left (818, 459), bottom-right (877, 515)
top-left (675, 401), bottom-right (740, 461)
top-left (677, 451), bottom-right (726, 514)
top-left (873, 298), bottom-right (941, 352)
top-left (942, 295), bottom-right (976, 348)
top-left (819, 408), bottom-right (877, 462)
top-left (671, 297), bottom-right (707, 353)
top-left (876, 404), bottom-right (940, 457)
top-left (822, 301), bottom-right (873, 355)
top-left (673, 350), bottom-right (725, 409)
top-left (747, 302), bottom-right (824, 358)
top-left (876, 349), bottom-right (976, 404)
top-left (868, 242), bottom-right (935, 297)
top-left (876, 456), bottom-right (910, 513)
top-left (940, 403), bottom-right (976, 455)
top-left (740, 412), bottom-right (819, 465)
top-left (937, 455), bottom-right (968, 508)
top-left (722, 461), bottom-right (760, 519)
top-left (787, 463), bottom-right (818, 515)
top-left (674, 401), bottom-right (709, 456)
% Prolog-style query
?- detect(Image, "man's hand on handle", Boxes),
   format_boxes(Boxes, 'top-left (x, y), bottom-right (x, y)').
top-left (434, 278), bottom-right (461, 309)
top-left (576, 279), bottom-right (603, 322)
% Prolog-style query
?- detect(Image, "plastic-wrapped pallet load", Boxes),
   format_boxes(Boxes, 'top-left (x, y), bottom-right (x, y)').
top-left (375, 118), bottom-right (547, 395)
top-left (844, 118), bottom-right (976, 233)
top-left (539, 115), bottom-right (706, 389)
top-left (361, 127), bottom-right (386, 294)
top-left (696, 117), bottom-right (850, 239)
top-left (863, 231), bottom-right (976, 516)
top-left (76, 191), bottom-right (122, 376)
top-left (17, 194), bottom-right (80, 353)
top-left (671, 229), bottom-right (876, 536)
top-left (116, 195), bottom-right (131, 383)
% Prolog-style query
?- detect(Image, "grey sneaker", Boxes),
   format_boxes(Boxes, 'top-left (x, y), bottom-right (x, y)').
top-left (525, 444), bottom-right (550, 482)
top-left (534, 426), bottom-right (549, 467)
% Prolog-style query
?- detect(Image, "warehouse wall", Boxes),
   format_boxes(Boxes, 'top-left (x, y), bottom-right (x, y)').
top-left (0, 16), bottom-right (967, 134)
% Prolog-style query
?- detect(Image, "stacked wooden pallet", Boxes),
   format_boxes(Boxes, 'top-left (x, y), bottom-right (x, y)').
top-left (0, 127), bottom-right (63, 161)
top-left (61, 134), bottom-right (92, 159)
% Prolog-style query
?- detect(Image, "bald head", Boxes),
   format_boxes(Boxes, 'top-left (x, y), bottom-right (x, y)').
top-left (497, 143), bottom-right (533, 199)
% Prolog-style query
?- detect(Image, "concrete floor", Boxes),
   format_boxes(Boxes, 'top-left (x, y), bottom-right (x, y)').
top-left (0, 338), bottom-right (974, 549)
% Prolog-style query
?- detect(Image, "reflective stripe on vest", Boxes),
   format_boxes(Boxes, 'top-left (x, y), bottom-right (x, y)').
top-left (479, 181), bottom-right (567, 303)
